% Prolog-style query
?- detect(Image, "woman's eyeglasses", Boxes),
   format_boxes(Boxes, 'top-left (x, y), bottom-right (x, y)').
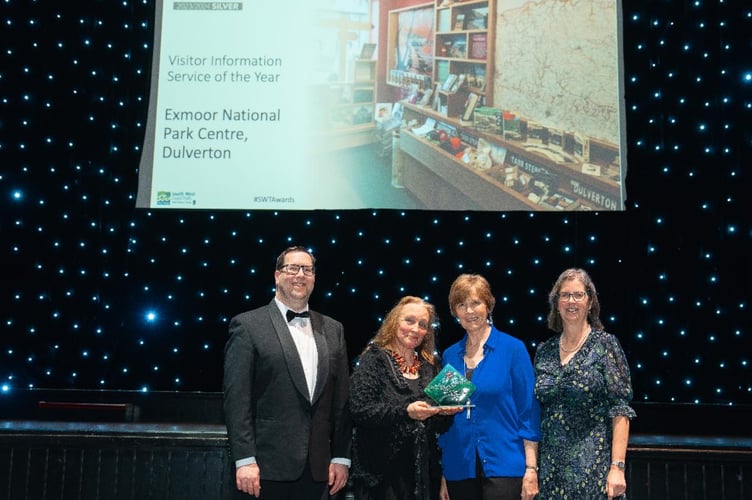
top-left (557, 291), bottom-right (588, 302)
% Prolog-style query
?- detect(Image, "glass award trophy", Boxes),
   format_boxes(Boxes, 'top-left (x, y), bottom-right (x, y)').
top-left (424, 363), bottom-right (476, 407)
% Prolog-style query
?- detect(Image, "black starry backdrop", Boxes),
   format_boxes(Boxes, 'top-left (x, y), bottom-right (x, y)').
top-left (2, 1), bottom-right (750, 405)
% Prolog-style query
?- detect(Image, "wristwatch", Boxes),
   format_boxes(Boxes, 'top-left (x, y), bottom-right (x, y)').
top-left (611, 460), bottom-right (626, 470)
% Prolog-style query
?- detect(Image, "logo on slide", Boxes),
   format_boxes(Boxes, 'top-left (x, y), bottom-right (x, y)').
top-left (156, 191), bottom-right (197, 206)
top-left (156, 191), bottom-right (172, 206)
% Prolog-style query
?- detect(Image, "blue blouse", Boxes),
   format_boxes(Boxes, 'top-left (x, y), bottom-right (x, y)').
top-left (439, 326), bottom-right (541, 480)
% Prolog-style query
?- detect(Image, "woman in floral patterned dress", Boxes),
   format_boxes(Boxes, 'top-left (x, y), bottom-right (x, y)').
top-left (534, 268), bottom-right (636, 499)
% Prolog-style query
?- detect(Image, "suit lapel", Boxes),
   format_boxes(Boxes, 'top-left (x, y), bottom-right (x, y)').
top-left (268, 301), bottom-right (311, 402)
top-left (310, 313), bottom-right (330, 404)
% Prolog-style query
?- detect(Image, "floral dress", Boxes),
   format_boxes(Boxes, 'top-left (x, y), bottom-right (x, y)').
top-left (534, 329), bottom-right (636, 499)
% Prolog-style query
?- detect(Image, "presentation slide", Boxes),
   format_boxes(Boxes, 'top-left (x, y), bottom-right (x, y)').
top-left (137, 0), bottom-right (626, 211)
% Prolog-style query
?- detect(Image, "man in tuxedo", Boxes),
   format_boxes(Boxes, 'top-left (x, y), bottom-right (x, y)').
top-left (223, 246), bottom-right (351, 499)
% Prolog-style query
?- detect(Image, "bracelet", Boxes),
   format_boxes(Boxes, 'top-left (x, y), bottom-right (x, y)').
top-left (525, 465), bottom-right (539, 472)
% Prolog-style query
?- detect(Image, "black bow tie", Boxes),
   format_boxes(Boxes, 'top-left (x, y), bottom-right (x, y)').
top-left (286, 309), bottom-right (310, 322)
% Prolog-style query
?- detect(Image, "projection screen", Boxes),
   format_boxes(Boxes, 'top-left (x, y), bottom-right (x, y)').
top-left (137, 0), bottom-right (626, 211)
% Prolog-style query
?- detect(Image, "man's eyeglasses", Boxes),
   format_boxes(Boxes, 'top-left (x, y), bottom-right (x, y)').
top-left (279, 264), bottom-right (316, 276)
top-left (558, 291), bottom-right (588, 302)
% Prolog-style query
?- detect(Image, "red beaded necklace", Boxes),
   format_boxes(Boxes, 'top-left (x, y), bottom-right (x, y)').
top-left (389, 349), bottom-right (421, 375)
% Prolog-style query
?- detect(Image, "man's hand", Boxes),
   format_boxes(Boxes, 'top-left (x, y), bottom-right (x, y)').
top-left (235, 463), bottom-right (261, 497)
top-left (328, 463), bottom-right (349, 495)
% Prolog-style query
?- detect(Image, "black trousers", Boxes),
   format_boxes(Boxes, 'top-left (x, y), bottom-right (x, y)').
top-left (444, 453), bottom-right (522, 500)
top-left (258, 461), bottom-right (328, 500)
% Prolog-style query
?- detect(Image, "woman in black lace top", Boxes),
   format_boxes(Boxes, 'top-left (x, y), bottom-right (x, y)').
top-left (348, 296), bottom-right (460, 500)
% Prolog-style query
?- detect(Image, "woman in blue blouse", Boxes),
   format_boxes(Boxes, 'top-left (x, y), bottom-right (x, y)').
top-left (534, 268), bottom-right (636, 499)
top-left (439, 274), bottom-right (541, 500)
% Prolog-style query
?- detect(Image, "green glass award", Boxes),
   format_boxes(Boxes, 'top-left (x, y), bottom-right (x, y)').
top-left (424, 363), bottom-right (476, 406)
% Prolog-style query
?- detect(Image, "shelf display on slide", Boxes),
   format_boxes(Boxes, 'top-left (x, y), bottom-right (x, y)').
top-left (433, 0), bottom-right (494, 110)
top-left (385, 0), bottom-right (493, 107)
top-left (388, 0), bottom-right (625, 210)
top-left (398, 102), bottom-right (622, 211)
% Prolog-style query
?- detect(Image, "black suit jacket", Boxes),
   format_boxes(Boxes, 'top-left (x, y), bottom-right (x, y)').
top-left (223, 299), bottom-right (352, 482)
